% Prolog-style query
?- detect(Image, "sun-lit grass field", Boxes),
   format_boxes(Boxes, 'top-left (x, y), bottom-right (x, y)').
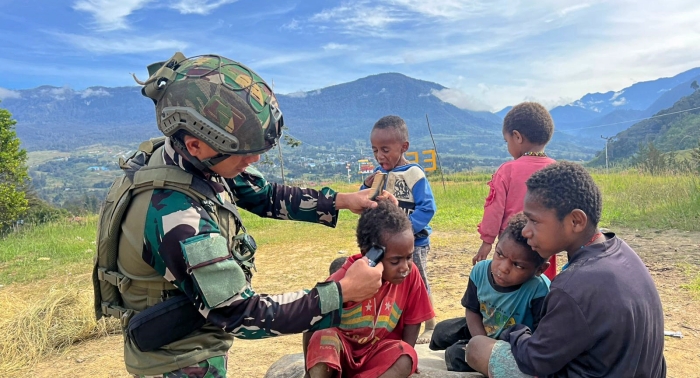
top-left (0, 169), bottom-right (699, 376)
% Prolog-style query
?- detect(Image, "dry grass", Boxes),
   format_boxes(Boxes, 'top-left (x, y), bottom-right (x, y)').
top-left (0, 275), bottom-right (120, 375)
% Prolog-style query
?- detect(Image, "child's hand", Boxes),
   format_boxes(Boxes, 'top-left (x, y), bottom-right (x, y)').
top-left (363, 172), bottom-right (377, 188)
top-left (472, 242), bottom-right (493, 265)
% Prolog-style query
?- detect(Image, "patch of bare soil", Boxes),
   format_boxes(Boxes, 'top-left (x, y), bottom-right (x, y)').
top-left (23, 228), bottom-right (700, 378)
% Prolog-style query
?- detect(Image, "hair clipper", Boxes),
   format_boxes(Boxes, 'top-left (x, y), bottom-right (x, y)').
top-left (369, 172), bottom-right (387, 200)
top-left (365, 245), bottom-right (385, 267)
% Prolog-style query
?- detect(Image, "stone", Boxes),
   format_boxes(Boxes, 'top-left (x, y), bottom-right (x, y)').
top-left (263, 345), bottom-right (484, 378)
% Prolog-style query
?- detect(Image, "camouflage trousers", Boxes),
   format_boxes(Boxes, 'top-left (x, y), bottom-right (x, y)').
top-left (135, 355), bottom-right (228, 378)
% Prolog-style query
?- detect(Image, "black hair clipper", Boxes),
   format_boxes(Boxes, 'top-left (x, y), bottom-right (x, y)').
top-left (365, 245), bottom-right (385, 267)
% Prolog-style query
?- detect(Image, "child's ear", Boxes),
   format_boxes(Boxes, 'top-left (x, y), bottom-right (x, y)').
top-left (512, 130), bottom-right (524, 144)
top-left (568, 209), bottom-right (589, 233)
top-left (535, 261), bottom-right (551, 277)
top-left (402, 141), bottom-right (410, 153)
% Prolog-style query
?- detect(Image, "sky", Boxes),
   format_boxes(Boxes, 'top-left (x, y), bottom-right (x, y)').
top-left (1, 0), bottom-right (700, 111)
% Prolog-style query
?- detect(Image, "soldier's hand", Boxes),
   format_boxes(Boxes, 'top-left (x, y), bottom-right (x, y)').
top-left (339, 257), bottom-right (383, 303)
top-left (375, 190), bottom-right (398, 206)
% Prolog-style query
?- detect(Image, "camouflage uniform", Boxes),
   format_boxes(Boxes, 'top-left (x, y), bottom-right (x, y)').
top-left (119, 138), bottom-right (344, 376)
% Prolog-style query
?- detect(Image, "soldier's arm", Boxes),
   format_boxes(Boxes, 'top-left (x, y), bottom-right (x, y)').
top-left (227, 168), bottom-right (338, 227)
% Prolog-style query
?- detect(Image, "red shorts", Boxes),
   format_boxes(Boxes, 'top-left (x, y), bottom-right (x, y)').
top-left (306, 329), bottom-right (418, 378)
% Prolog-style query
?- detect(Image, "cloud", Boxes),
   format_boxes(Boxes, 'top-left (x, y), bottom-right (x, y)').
top-left (285, 91), bottom-right (307, 98)
top-left (612, 97), bottom-right (627, 107)
top-left (39, 85), bottom-right (74, 100)
top-left (431, 88), bottom-right (492, 112)
top-left (282, 19), bottom-right (301, 30)
top-left (310, 2), bottom-right (404, 30)
top-left (322, 43), bottom-right (357, 51)
top-left (54, 32), bottom-right (188, 54)
top-left (73, 0), bottom-right (153, 31)
top-left (80, 88), bottom-right (111, 98)
top-left (169, 0), bottom-right (239, 15)
top-left (610, 90), bottom-right (624, 101)
top-left (0, 88), bottom-right (21, 100)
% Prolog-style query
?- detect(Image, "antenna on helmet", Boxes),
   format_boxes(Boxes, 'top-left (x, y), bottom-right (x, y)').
top-left (271, 78), bottom-right (287, 186)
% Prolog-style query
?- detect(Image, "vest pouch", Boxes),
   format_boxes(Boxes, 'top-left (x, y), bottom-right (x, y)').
top-left (126, 295), bottom-right (205, 352)
top-left (181, 233), bottom-right (247, 309)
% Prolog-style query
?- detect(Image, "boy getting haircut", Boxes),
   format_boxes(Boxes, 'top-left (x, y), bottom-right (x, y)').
top-left (465, 161), bottom-right (666, 378)
top-left (474, 102), bottom-right (557, 281)
top-left (361, 115), bottom-right (438, 344)
top-left (304, 200), bottom-right (434, 378)
top-left (430, 213), bottom-right (550, 372)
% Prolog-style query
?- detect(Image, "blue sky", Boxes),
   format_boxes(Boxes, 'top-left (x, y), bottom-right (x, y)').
top-left (1, 0), bottom-right (699, 111)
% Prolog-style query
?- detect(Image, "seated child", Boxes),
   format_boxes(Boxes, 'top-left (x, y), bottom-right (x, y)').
top-left (465, 161), bottom-right (666, 378)
top-left (304, 199), bottom-right (434, 378)
top-left (429, 213), bottom-right (550, 372)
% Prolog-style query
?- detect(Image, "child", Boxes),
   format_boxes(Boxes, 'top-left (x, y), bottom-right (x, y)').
top-left (361, 115), bottom-right (437, 344)
top-left (472, 102), bottom-right (557, 281)
top-left (304, 200), bottom-right (434, 378)
top-left (465, 162), bottom-right (666, 378)
top-left (429, 213), bottom-right (550, 372)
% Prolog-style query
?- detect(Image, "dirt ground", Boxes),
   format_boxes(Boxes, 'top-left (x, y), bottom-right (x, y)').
top-left (21, 228), bottom-right (700, 378)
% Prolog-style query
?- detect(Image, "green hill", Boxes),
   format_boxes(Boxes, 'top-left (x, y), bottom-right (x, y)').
top-left (589, 89), bottom-right (700, 166)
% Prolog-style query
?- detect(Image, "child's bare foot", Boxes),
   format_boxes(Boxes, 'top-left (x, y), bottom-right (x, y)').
top-left (416, 329), bottom-right (433, 344)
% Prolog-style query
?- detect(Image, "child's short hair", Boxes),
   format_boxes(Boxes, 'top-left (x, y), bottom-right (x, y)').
top-left (503, 102), bottom-right (554, 145)
top-left (372, 115), bottom-right (409, 143)
top-left (329, 257), bottom-right (347, 275)
top-left (356, 199), bottom-right (412, 251)
top-left (500, 212), bottom-right (546, 266)
top-left (526, 161), bottom-right (603, 227)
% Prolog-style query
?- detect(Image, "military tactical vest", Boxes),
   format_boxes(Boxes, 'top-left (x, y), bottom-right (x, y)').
top-left (92, 137), bottom-right (247, 374)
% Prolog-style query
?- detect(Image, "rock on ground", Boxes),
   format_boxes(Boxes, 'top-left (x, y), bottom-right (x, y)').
top-left (264, 344), bottom-right (484, 378)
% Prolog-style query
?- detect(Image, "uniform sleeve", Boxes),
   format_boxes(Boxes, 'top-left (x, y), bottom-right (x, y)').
top-left (477, 166), bottom-right (508, 244)
top-left (227, 168), bottom-right (339, 227)
top-left (400, 264), bottom-right (435, 325)
top-left (503, 288), bottom-right (593, 376)
top-left (142, 190), bottom-right (343, 339)
top-left (410, 174), bottom-right (436, 235)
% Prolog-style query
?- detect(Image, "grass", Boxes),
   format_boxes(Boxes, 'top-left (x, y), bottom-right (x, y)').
top-left (0, 169), bottom-right (698, 375)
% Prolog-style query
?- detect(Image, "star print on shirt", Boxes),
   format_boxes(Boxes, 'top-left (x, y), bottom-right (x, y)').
top-left (385, 302), bottom-right (392, 311)
top-left (365, 302), bottom-right (372, 312)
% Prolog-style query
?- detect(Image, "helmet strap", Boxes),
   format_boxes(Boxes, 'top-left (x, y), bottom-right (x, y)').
top-left (170, 136), bottom-right (223, 176)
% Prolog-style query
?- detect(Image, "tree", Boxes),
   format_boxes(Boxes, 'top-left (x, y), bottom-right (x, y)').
top-left (691, 80), bottom-right (699, 91)
top-left (0, 103), bottom-right (29, 230)
top-left (691, 140), bottom-right (700, 174)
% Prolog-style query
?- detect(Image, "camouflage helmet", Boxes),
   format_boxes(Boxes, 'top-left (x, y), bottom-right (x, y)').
top-left (135, 52), bottom-right (283, 155)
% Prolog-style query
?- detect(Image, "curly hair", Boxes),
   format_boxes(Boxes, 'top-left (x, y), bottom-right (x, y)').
top-left (500, 212), bottom-right (545, 266)
top-left (526, 161), bottom-right (603, 227)
top-left (503, 102), bottom-right (554, 145)
top-left (356, 199), bottom-right (412, 252)
top-left (372, 115), bottom-right (409, 143)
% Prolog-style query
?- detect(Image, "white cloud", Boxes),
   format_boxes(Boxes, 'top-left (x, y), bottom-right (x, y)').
top-left (612, 97), bottom-right (627, 107)
top-left (285, 91), bottom-right (307, 98)
top-left (310, 2), bottom-right (404, 30)
top-left (431, 88), bottom-right (492, 112)
top-left (0, 88), bottom-right (21, 100)
top-left (282, 19), bottom-right (301, 30)
top-left (322, 43), bottom-right (356, 51)
top-left (39, 85), bottom-right (74, 100)
top-left (54, 32), bottom-right (188, 54)
top-left (73, 0), bottom-right (153, 31)
top-left (169, 0), bottom-right (239, 15)
top-left (610, 90), bottom-right (624, 101)
top-left (80, 88), bottom-right (111, 98)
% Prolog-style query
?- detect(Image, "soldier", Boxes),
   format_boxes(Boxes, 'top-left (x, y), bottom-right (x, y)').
top-left (95, 53), bottom-right (388, 377)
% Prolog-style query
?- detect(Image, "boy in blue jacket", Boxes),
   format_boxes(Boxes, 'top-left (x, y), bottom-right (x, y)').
top-left (361, 115), bottom-right (437, 343)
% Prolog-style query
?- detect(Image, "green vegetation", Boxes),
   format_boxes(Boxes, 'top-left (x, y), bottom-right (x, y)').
top-left (0, 104), bottom-right (29, 230)
top-left (2, 170), bottom-right (699, 286)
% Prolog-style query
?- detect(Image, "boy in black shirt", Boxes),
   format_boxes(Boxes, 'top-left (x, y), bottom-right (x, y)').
top-left (465, 161), bottom-right (666, 378)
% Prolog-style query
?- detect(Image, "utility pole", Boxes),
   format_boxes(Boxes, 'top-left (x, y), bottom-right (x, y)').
top-left (601, 135), bottom-right (612, 173)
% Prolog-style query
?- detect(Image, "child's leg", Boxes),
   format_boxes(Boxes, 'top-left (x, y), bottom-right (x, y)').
top-left (445, 340), bottom-right (475, 372)
top-left (305, 329), bottom-right (344, 378)
top-left (378, 355), bottom-right (413, 378)
top-left (413, 244), bottom-right (436, 344)
top-left (429, 317), bottom-right (470, 350)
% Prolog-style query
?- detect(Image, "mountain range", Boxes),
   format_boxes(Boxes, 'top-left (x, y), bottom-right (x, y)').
top-left (2, 67), bottom-right (699, 169)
